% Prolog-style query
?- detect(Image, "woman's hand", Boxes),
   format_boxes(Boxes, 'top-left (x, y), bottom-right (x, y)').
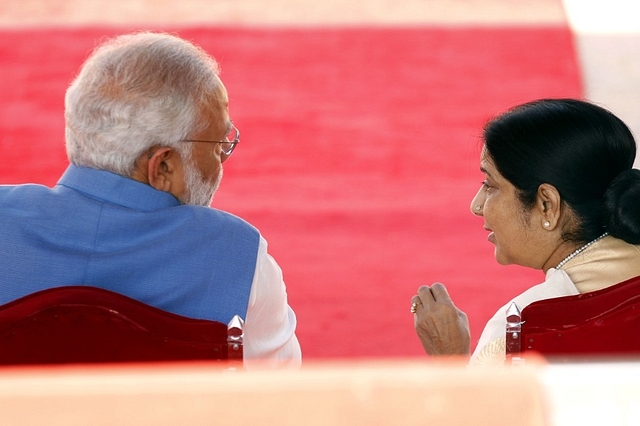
top-left (411, 283), bottom-right (471, 356)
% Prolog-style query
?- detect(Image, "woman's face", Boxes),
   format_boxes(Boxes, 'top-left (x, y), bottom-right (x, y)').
top-left (470, 148), bottom-right (548, 269)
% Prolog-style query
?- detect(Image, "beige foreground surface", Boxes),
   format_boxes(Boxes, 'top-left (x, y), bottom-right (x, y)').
top-left (0, 360), bottom-right (549, 425)
top-left (0, 0), bottom-right (566, 27)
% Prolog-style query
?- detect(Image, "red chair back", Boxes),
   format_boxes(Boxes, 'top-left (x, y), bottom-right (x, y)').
top-left (0, 286), bottom-right (243, 365)
top-left (507, 274), bottom-right (640, 362)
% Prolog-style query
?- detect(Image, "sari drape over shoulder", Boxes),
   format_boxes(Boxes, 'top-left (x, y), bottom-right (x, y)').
top-left (470, 236), bottom-right (640, 365)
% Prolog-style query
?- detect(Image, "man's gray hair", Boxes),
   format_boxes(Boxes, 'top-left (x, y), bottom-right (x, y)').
top-left (65, 32), bottom-right (220, 176)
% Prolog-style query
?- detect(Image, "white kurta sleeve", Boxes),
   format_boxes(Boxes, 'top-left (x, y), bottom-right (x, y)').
top-left (243, 236), bottom-right (302, 369)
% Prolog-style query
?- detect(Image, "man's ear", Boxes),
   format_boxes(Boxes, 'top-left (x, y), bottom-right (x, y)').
top-left (536, 183), bottom-right (562, 230)
top-left (147, 147), bottom-right (181, 193)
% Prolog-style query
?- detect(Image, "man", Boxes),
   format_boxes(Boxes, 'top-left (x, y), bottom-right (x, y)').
top-left (0, 32), bottom-right (301, 368)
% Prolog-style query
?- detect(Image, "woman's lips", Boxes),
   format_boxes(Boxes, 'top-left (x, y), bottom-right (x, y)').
top-left (485, 228), bottom-right (495, 243)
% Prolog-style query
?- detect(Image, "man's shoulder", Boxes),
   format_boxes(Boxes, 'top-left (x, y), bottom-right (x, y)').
top-left (0, 182), bottom-right (49, 192)
top-left (181, 205), bottom-right (260, 238)
top-left (0, 182), bottom-right (52, 201)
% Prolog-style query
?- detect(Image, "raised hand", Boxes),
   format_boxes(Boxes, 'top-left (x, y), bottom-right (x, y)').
top-left (411, 283), bottom-right (471, 356)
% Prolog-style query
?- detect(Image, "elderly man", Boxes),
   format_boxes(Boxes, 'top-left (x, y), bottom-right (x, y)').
top-left (0, 32), bottom-right (301, 368)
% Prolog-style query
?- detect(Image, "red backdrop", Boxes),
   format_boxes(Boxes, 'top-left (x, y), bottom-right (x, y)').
top-left (0, 26), bottom-right (582, 358)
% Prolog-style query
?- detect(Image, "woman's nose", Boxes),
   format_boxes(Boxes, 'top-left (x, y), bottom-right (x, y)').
top-left (470, 189), bottom-right (484, 216)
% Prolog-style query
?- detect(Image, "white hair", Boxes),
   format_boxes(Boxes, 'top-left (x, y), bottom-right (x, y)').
top-left (64, 32), bottom-right (220, 176)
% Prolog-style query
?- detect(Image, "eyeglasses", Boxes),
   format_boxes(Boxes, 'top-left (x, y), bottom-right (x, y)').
top-left (180, 123), bottom-right (240, 156)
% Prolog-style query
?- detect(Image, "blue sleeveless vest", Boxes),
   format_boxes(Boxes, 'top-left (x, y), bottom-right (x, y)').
top-left (0, 165), bottom-right (260, 323)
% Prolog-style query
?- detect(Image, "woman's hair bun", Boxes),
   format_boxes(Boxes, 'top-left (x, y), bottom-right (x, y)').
top-left (603, 169), bottom-right (640, 244)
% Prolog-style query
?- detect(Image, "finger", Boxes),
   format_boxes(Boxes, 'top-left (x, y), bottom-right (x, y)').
top-left (410, 296), bottom-right (422, 314)
top-left (429, 282), bottom-right (453, 303)
top-left (417, 285), bottom-right (436, 304)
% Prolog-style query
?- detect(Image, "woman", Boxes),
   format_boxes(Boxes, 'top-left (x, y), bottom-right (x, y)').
top-left (411, 98), bottom-right (640, 364)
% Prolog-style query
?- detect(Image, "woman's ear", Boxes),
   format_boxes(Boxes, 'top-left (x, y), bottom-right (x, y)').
top-left (536, 183), bottom-right (562, 230)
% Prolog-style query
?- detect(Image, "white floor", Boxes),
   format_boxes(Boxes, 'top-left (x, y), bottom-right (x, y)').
top-left (543, 361), bottom-right (640, 425)
top-left (563, 0), bottom-right (640, 168)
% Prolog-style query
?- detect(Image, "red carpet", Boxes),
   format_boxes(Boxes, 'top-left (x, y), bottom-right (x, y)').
top-left (0, 26), bottom-right (581, 358)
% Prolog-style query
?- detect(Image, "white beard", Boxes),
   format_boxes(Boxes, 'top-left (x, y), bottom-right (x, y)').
top-left (179, 160), bottom-right (223, 207)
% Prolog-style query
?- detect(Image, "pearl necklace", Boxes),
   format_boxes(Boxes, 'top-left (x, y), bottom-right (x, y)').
top-left (555, 232), bottom-right (609, 270)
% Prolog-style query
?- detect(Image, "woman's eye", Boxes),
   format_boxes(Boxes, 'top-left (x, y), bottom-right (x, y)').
top-left (481, 180), bottom-right (493, 191)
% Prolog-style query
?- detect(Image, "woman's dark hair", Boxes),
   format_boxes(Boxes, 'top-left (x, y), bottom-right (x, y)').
top-left (483, 98), bottom-right (640, 244)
